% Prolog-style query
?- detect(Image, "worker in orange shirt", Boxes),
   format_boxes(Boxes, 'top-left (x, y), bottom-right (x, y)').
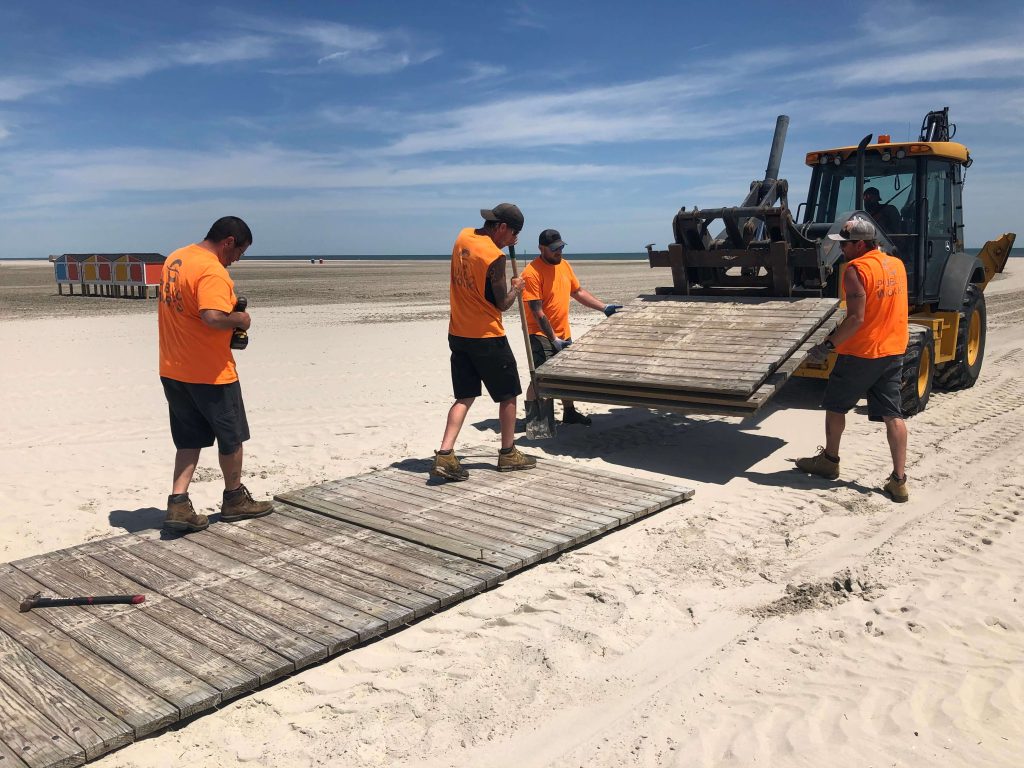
top-left (522, 228), bottom-right (622, 426)
top-left (796, 215), bottom-right (910, 501)
top-left (432, 204), bottom-right (537, 481)
top-left (158, 216), bottom-right (274, 532)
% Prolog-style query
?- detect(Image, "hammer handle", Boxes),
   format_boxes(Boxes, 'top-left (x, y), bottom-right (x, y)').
top-left (21, 594), bottom-right (145, 612)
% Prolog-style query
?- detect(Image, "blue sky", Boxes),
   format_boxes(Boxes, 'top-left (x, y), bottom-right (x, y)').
top-left (0, 0), bottom-right (1021, 257)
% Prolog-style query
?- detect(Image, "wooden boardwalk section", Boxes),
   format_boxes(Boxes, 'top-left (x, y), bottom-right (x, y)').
top-left (535, 294), bottom-right (839, 415)
top-left (0, 456), bottom-right (692, 767)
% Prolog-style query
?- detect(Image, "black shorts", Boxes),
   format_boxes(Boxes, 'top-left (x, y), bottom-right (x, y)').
top-left (529, 334), bottom-right (571, 369)
top-left (161, 377), bottom-right (251, 454)
top-left (821, 354), bottom-right (903, 422)
top-left (448, 334), bottom-right (522, 403)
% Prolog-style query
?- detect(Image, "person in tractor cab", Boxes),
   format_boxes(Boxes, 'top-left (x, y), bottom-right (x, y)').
top-left (795, 215), bottom-right (911, 502)
top-left (863, 186), bottom-right (902, 235)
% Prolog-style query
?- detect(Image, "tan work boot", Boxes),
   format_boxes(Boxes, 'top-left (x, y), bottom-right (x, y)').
top-left (164, 495), bottom-right (209, 533)
top-left (221, 484), bottom-right (274, 522)
top-left (795, 447), bottom-right (840, 480)
top-left (497, 445), bottom-right (537, 472)
top-left (883, 472), bottom-right (909, 503)
top-left (430, 450), bottom-right (469, 481)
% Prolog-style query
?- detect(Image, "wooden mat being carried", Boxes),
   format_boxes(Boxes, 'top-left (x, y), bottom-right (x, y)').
top-left (535, 294), bottom-right (839, 415)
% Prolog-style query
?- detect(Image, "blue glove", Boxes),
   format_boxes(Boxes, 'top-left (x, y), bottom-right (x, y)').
top-left (552, 337), bottom-right (572, 352)
top-left (603, 304), bottom-right (623, 317)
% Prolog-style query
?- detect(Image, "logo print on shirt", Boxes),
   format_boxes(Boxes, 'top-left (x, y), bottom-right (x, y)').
top-left (453, 248), bottom-right (478, 292)
top-left (160, 259), bottom-right (184, 313)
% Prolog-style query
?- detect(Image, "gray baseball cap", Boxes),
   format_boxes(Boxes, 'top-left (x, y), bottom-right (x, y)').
top-left (827, 215), bottom-right (876, 241)
top-left (480, 203), bottom-right (524, 232)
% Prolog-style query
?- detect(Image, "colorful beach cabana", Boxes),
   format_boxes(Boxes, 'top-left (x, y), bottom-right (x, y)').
top-left (52, 253), bottom-right (164, 297)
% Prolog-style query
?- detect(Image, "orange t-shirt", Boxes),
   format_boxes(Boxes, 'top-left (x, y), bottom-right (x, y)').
top-left (837, 248), bottom-right (909, 359)
top-left (522, 257), bottom-right (580, 339)
top-left (448, 228), bottom-right (505, 338)
top-left (158, 244), bottom-right (239, 384)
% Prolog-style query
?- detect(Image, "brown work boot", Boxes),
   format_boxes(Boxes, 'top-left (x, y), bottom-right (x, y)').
top-left (795, 447), bottom-right (840, 480)
top-left (561, 408), bottom-right (592, 426)
top-left (220, 484), bottom-right (274, 522)
top-left (430, 450), bottom-right (469, 481)
top-left (497, 445), bottom-right (537, 472)
top-left (164, 494), bottom-right (209, 533)
top-left (883, 472), bottom-right (909, 503)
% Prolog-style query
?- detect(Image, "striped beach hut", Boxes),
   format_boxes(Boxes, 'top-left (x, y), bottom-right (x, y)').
top-left (51, 253), bottom-right (87, 295)
top-left (54, 253), bottom-right (164, 298)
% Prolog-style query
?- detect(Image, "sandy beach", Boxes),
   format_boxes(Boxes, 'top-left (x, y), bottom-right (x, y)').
top-left (2, 257), bottom-right (1022, 767)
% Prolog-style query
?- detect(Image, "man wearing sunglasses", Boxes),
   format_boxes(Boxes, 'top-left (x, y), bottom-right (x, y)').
top-left (521, 228), bottom-right (623, 426)
top-left (432, 203), bottom-right (537, 481)
top-left (796, 215), bottom-right (910, 502)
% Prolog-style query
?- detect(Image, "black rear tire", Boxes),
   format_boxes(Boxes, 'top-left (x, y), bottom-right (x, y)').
top-left (901, 325), bottom-right (935, 417)
top-left (934, 284), bottom-right (986, 390)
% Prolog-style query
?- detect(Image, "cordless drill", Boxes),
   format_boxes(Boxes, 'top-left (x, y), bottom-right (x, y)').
top-left (230, 296), bottom-right (249, 350)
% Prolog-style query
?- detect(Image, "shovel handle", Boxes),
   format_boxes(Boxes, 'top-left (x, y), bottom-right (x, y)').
top-left (508, 245), bottom-right (539, 382)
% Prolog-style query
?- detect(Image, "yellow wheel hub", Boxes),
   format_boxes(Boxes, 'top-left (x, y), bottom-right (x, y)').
top-left (966, 309), bottom-right (981, 367)
top-left (918, 345), bottom-right (931, 397)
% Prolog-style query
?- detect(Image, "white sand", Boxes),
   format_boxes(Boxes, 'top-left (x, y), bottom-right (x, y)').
top-left (2, 261), bottom-right (1022, 767)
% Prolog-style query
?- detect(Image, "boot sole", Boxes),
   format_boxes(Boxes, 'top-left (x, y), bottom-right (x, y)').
top-left (795, 465), bottom-right (839, 480)
top-left (164, 520), bottom-right (209, 532)
top-left (497, 464), bottom-right (537, 472)
top-left (429, 468), bottom-right (469, 482)
top-left (220, 508), bottom-right (274, 522)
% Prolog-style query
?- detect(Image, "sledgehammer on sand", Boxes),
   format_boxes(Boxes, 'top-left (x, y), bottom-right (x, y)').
top-left (19, 592), bottom-right (145, 612)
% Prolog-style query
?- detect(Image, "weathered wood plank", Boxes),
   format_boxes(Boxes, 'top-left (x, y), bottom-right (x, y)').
top-left (363, 471), bottom-right (617, 537)
top-left (533, 461), bottom-right (695, 505)
top-left (343, 463), bottom-right (648, 523)
top-left (0, 738), bottom-right (30, 768)
top-left (15, 552), bottom-right (258, 703)
top-left (0, 674), bottom-right (84, 768)
top-left (155, 533), bottom-right (368, 649)
top-left (0, 578), bottom-right (177, 737)
top-left (99, 540), bottom-right (327, 669)
top-left (196, 523), bottom-right (426, 626)
top-left (274, 506), bottom-right (506, 590)
top-left (537, 367), bottom-right (758, 396)
top-left (80, 539), bottom-right (292, 687)
top-left (0, 626), bottom-right (133, 760)
top-left (0, 565), bottom-right (218, 720)
top-left (347, 475), bottom-right (585, 547)
top-left (281, 488), bottom-right (530, 569)
top-left (393, 462), bottom-right (655, 526)
top-left (275, 490), bottom-right (494, 564)
top-left (249, 514), bottom-right (482, 608)
top-left (312, 482), bottom-right (556, 557)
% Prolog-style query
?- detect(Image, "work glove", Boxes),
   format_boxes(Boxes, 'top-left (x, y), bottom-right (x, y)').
top-left (603, 304), bottom-right (623, 317)
top-left (552, 337), bottom-right (572, 352)
top-left (806, 341), bottom-right (834, 365)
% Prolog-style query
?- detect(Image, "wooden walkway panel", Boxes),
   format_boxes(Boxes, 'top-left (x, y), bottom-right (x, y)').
top-left (0, 455), bottom-right (689, 766)
top-left (536, 294), bottom-right (839, 414)
top-left (278, 455), bottom-right (694, 573)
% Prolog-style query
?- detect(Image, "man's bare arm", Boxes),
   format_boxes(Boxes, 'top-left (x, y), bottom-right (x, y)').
top-left (200, 309), bottom-right (251, 331)
top-left (570, 287), bottom-right (607, 311)
top-left (827, 267), bottom-right (867, 347)
top-left (487, 255), bottom-right (522, 311)
top-left (527, 299), bottom-right (558, 341)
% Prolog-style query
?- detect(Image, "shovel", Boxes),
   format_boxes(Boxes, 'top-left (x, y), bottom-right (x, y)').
top-left (509, 245), bottom-right (556, 439)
